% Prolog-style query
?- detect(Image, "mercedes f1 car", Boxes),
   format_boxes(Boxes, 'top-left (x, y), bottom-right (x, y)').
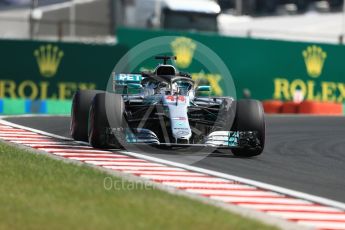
top-left (70, 56), bottom-right (265, 157)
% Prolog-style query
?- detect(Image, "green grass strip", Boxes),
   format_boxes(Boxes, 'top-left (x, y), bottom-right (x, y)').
top-left (0, 142), bottom-right (277, 230)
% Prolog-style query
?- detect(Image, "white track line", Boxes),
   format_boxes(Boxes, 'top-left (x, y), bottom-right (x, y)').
top-left (139, 175), bottom-right (229, 182)
top-left (0, 134), bottom-right (44, 137)
top-left (53, 153), bottom-right (129, 158)
top-left (186, 189), bottom-right (283, 197)
top-left (2, 138), bottom-right (53, 141)
top-left (0, 131), bottom-right (38, 134)
top-left (297, 221), bottom-right (345, 229)
top-left (212, 197), bottom-right (312, 205)
top-left (29, 144), bottom-right (93, 148)
top-left (162, 182), bottom-right (257, 190)
top-left (122, 171), bottom-right (205, 176)
top-left (268, 212), bottom-right (345, 220)
top-left (104, 166), bottom-right (186, 171)
top-left (84, 161), bottom-right (165, 167)
top-left (11, 141), bottom-right (69, 145)
top-left (67, 157), bottom-right (146, 162)
top-left (40, 148), bottom-right (113, 153)
top-left (238, 204), bottom-right (343, 212)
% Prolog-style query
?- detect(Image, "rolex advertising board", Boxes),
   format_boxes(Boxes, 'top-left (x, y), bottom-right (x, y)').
top-left (1, 28), bottom-right (345, 104)
top-left (117, 28), bottom-right (345, 102)
top-left (0, 40), bottom-right (127, 100)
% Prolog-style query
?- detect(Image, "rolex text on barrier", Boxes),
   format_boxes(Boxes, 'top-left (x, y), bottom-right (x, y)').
top-left (0, 40), bottom-right (127, 100)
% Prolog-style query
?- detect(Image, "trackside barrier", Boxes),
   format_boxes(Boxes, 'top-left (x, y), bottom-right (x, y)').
top-left (262, 100), bottom-right (283, 114)
top-left (281, 102), bottom-right (299, 114)
top-left (0, 99), bottom-right (71, 115)
top-left (263, 100), bottom-right (344, 115)
top-left (299, 101), bottom-right (343, 115)
top-left (1, 98), bottom-right (343, 115)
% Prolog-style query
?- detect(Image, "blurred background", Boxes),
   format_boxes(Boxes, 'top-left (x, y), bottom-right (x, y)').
top-left (1, 0), bottom-right (345, 115)
top-left (0, 0), bottom-right (344, 43)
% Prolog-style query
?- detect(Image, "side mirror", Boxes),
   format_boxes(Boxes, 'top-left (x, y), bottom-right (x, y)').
top-left (127, 83), bottom-right (142, 89)
top-left (196, 86), bottom-right (211, 92)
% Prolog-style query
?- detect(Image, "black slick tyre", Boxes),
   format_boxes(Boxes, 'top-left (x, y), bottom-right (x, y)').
top-left (231, 99), bottom-right (265, 157)
top-left (70, 90), bottom-right (103, 141)
top-left (88, 93), bottom-right (124, 149)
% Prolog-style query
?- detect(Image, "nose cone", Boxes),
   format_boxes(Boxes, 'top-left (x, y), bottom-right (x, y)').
top-left (163, 95), bottom-right (192, 142)
top-left (171, 118), bottom-right (192, 140)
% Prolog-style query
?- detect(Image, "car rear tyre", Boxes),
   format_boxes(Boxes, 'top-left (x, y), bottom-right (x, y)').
top-left (88, 93), bottom-right (124, 149)
top-left (231, 99), bottom-right (265, 157)
top-left (70, 90), bottom-right (103, 141)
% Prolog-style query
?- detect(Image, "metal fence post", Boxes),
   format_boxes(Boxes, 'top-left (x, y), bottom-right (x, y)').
top-left (58, 21), bottom-right (63, 41)
top-left (236, 0), bottom-right (243, 15)
top-left (29, 0), bottom-right (38, 39)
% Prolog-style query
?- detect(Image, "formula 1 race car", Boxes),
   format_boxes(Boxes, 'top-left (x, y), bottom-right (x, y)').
top-left (70, 56), bottom-right (265, 157)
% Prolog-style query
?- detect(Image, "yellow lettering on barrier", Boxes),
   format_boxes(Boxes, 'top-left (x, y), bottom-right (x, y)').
top-left (0, 80), bottom-right (97, 100)
top-left (290, 79), bottom-right (307, 99)
top-left (273, 78), bottom-right (345, 102)
top-left (321, 82), bottom-right (337, 102)
top-left (207, 74), bottom-right (223, 96)
top-left (0, 80), bottom-right (17, 98)
top-left (306, 80), bottom-right (320, 101)
top-left (18, 80), bottom-right (38, 99)
top-left (191, 73), bottom-right (223, 96)
top-left (273, 78), bottom-right (290, 100)
top-left (337, 83), bottom-right (345, 102)
top-left (78, 83), bottom-right (96, 90)
top-left (58, 82), bottom-right (77, 100)
top-left (39, 81), bottom-right (49, 99)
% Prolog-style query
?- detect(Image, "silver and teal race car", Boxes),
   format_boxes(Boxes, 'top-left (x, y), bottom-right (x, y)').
top-left (70, 56), bottom-right (265, 157)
